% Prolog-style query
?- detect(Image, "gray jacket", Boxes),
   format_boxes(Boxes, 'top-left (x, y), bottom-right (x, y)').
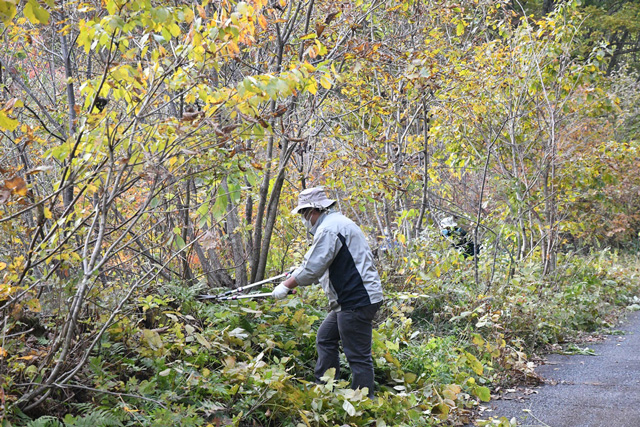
top-left (293, 210), bottom-right (383, 311)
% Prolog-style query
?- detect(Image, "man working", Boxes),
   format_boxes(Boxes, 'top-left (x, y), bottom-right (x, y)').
top-left (441, 216), bottom-right (480, 258)
top-left (271, 187), bottom-right (384, 398)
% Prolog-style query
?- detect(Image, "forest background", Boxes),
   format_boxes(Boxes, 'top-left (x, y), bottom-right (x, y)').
top-left (1, 0), bottom-right (640, 425)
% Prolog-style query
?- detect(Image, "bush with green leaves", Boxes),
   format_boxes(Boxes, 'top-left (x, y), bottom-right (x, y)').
top-left (6, 244), bottom-right (640, 426)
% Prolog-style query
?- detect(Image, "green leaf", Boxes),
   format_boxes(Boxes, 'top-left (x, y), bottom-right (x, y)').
top-left (465, 352), bottom-right (484, 375)
top-left (24, 0), bottom-right (50, 24)
top-left (472, 334), bottom-right (485, 346)
top-left (0, 0), bottom-right (17, 25)
top-left (142, 329), bottom-right (164, 350)
top-left (106, 15), bottom-right (125, 31)
top-left (474, 386), bottom-right (491, 402)
top-left (275, 78), bottom-right (291, 95)
top-left (212, 193), bottom-right (228, 221)
top-left (195, 333), bottom-right (212, 349)
top-left (168, 22), bottom-right (181, 37)
top-left (198, 213), bottom-right (209, 228)
top-left (197, 202), bottom-right (209, 227)
top-left (162, 27), bottom-right (172, 42)
top-left (173, 234), bottom-right (186, 250)
top-left (342, 400), bottom-right (356, 416)
top-left (404, 372), bottom-right (417, 384)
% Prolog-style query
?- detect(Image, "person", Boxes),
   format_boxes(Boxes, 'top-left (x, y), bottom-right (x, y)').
top-left (440, 216), bottom-right (480, 258)
top-left (271, 187), bottom-right (384, 398)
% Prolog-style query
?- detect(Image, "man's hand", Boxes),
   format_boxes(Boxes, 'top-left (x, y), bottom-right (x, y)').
top-left (272, 283), bottom-right (291, 300)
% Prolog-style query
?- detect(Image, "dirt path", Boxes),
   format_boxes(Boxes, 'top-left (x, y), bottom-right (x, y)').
top-left (482, 310), bottom-right (640, 426)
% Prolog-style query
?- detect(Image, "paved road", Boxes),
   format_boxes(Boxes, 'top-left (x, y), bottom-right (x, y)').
top-left (484, 310), bottom-right (640, 427)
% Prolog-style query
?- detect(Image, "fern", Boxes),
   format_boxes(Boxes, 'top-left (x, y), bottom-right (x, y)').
top-left (70, 402), bottom-right (95, 415)
top-left (26, 416), bottom-right (63, 427)
top-left (70, 408), bottom-right (124, 427)
top-left (27, 408), bottom-right (124, 427)
top-left (108, 342), bottom-right (126, 358)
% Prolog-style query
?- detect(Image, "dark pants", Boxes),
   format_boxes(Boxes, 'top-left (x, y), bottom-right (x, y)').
top-left (315, 302), bottom-right (381, 398)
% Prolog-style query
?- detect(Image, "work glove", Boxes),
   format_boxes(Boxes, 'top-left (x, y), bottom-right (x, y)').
top-left (271, 283), bottom-right (291, 300)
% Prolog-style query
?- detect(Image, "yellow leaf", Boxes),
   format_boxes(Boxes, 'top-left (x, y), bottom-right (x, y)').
top-left (17, 355), bottom-right (36, 360)
top-left (0, 262), bottom-right (6, 271)
top-left (448, 384), bottom-right (462, 394)
top-left (435, 403), bottom-right (450, 420)
top-left (195, 333), bottom-right (212, 349)
top-left (302, 61), bottom-right (316, 72)
top-left (298, 410), bottom-right (311, 427)
top-left (306, 79), bottom-right (317, 95)
top-left (0, 0), bottom-right (17, 25)
top-left (168, 23), bottom-right (181, 38)
top-left (25, 298), bottom-right (41, 313)
top-left (258, 14), bottom-right (267, 29)
top-left (320, 75), bottom-right (332, 90)
top-left (23, 0), bottom-right (49, 24)
top-left (142, 329), bottom-right (164, 350)
top-left (0, 347), bottom-right (7, 357)
top-left (442, 387), bottom-right (458, 401)
top-left (466, 352), bottom-right (484, 375)
top-left (44, 207), bottom-right (52, 219)
top-left (0, 111), bottom-right (18, 132)
top-left (404, 372), bottom-right (417, 384)
top-left (472, 334), bottom-right (485, 346)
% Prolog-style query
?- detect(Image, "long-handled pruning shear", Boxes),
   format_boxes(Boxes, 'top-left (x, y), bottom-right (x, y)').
top-left (197, 270), bottom-right (296, 302)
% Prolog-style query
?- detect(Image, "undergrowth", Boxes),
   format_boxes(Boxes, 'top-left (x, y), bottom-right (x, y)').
top-left (5, 244), bottom-right (640, 426)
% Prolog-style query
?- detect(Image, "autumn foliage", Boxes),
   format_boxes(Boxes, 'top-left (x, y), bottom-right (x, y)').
top-left (1, 0), bottom-right (640, 425)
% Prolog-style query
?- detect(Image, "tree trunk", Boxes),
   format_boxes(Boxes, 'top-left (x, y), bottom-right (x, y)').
top-left (542, 0), bottom-right (555, 15)
top-left (256, 147), bottom-right (294, 282)
top-left (221, 178), bottom-right (247, 287)
top-left (180, 178), bottom-right (194, 285)
top-left (414, 104), bottom-right (431, 235)
top-left (60, 33), bottom-right (76, 211)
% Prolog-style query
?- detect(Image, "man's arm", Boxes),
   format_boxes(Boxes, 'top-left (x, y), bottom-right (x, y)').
top-left (292, 229), bottom-right (341, 285)
top-left (280, 274), bottom-right (298, 291)
top-left (272, 230), bottom-right (340, 299)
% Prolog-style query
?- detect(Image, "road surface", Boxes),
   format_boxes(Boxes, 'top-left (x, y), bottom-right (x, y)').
top-left (483, 310), bottom-right (640, 426)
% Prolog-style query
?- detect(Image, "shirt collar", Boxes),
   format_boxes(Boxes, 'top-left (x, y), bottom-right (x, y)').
top-left (309, 208), bottom-right (335, 235)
